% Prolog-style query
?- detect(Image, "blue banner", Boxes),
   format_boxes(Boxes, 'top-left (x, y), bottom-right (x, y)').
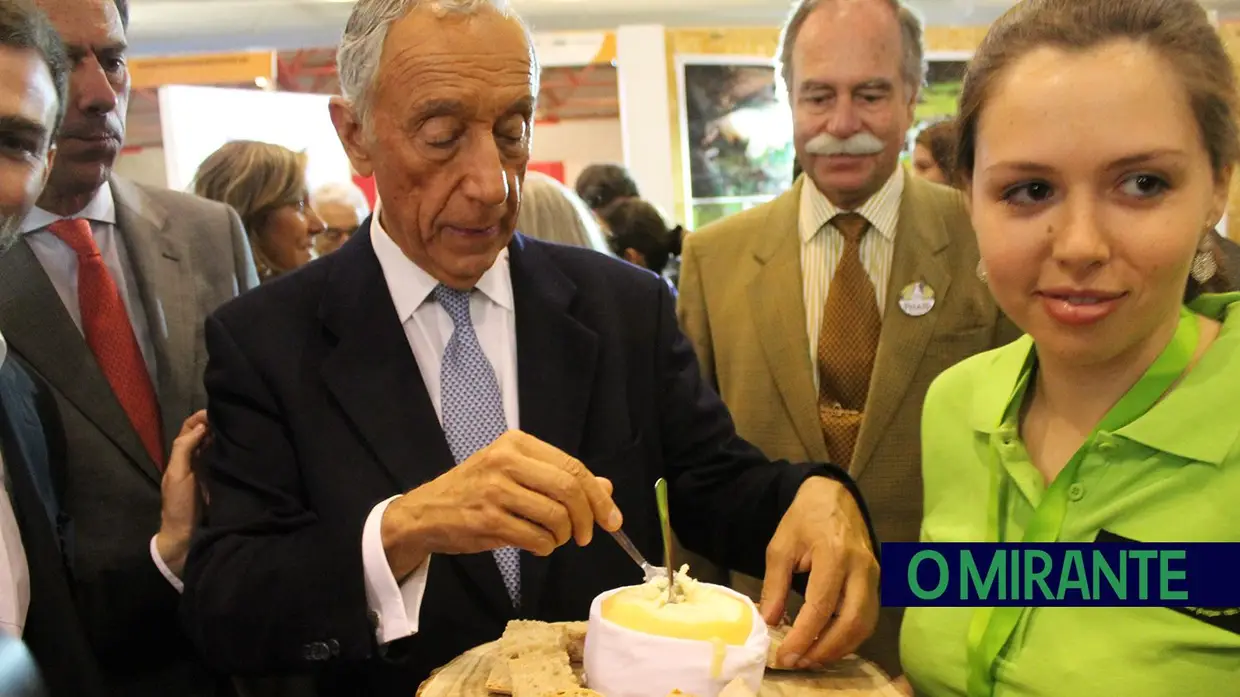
top-left (881, 542), bottom-right (1240, 607)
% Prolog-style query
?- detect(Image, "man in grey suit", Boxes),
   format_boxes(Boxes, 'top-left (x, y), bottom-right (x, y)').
top-left (0, 0), bottom-right (259, 694)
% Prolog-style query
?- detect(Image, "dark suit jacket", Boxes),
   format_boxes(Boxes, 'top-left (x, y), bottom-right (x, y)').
top-left (1, 353), bottom-right (102, 697)
top-left (0, 177), bottom-right (259, 696)
top-left (181, 225), bottom-right (876, 696)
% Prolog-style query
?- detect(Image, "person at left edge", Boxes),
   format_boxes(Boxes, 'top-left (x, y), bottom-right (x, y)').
top-left (0, 0), bottom-right (260, 694)
top-left (179, 0), bottom-right (882, 693)
top-left (0, 2), bottom-right (100, 695)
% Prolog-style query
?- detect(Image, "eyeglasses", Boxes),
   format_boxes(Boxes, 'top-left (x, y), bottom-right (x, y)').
top-left (320, 226), bottom-right (357, 241)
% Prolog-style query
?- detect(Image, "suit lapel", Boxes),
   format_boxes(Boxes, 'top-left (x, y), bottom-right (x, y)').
top-left (319, 222), bottom-right (454, 490)
top-left (111, 177), bottom-right (194, 457)
top-left (0, 241), bottom-right (159, 483)
top-left (507, 235), bottom-right (599, 616)
top-left (748, 180), bottom-right (831, 462)
top-left (851, 175), bottom-right (952, 478)
top-left (319, 222), bottom-right (514, 619)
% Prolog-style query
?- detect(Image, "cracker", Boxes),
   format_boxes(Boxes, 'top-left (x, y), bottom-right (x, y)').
top-left (489, 621), bottom-right (574, 694)
top-left (562, 621), bottom-right (588, 663)
top-left (765, 623), bottom-right (792, 670)
top-left (509, 653), bottom-right (579, 697)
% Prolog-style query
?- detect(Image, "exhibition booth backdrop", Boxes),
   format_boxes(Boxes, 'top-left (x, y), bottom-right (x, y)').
top-left (117, 22), bottom-right (1240, 237)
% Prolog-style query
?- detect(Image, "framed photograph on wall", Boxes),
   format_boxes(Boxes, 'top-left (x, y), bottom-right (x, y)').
top-left (675, 56), bottom-right (794, 229)
top-left (908, 51), bottom-right (972, 151)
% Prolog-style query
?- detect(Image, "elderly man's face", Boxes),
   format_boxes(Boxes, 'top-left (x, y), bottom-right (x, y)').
top-left (790, 0), bottom-right (915, 210)
top-left (333, 7), bottom-right (535, 289)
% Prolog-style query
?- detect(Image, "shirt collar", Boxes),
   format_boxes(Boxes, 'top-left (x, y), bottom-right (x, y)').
top-left (798, 166), bottom-right (904, 245)
top-left (20, 180), bottom-right (116, 234)
top-left (369, 205), bottom-right (513, 324)
top-left (970, 293), bottom-right (1240, 466)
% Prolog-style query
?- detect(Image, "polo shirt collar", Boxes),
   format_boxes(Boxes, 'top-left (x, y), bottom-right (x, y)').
top-left (968, 292), bottom-right (1240, 466)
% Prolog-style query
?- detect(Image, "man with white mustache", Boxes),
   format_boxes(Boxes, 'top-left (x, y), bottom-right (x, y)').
top-left (676, 0), bottom-right (1020, 676)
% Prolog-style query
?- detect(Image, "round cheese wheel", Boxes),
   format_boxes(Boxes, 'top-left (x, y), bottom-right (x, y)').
top-left (601, 581), bottom-right (753, 645)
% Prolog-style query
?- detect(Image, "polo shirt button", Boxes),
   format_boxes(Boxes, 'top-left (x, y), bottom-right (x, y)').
top-left (1068, 483), bottom-right (1086, 501)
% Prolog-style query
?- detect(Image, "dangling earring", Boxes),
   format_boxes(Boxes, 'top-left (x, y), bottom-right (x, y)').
top-left (1191, 247), bottom-right (1218, 283)
top-left (976, 259), bottom-right (988, 283)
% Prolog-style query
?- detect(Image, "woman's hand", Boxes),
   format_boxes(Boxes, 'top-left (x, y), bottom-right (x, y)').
top-left (155, 410), bottom-right (210, 579)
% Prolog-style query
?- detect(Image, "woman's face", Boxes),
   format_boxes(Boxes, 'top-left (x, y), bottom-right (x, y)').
top-left (258, 192), bottom-right (325, 271)
top-left (970, 40), bottom-right (1229, 370)
top-left (912, 143), bottom-right (948, 185)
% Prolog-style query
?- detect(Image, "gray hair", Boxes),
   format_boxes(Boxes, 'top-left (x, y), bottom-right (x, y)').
top-left (777, 0), bottom-right (925, 95)
top-left (517, 171), bottom-right (613, 256)
top-left (312, 181), bottom-right (371, 218)
top-left (337, 0), bottom-right (539, 127)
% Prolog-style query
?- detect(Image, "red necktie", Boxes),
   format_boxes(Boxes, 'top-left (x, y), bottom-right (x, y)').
top-left (49, 218), bottom-right (164, 469)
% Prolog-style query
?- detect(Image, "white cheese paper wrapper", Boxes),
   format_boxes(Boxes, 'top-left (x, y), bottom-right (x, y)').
top-left (582, 584), bottom-right (769, 697)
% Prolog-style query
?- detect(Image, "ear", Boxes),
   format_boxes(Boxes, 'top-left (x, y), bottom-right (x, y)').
top-left (329, 96), bottom-right (374, 178)
top-left (1209, 163), bottom-right (1233, 231)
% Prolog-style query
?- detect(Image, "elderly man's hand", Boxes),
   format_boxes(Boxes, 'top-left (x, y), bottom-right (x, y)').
top-left (380, 431), bottom-right (623, 580)
top-left (759, 476), bottom-right (879, 670)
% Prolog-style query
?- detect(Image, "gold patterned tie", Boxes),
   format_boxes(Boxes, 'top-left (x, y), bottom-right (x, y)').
top-left (816, 212), bottom-right (882, 466)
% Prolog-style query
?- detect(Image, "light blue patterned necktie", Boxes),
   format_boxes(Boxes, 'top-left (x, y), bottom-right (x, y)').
top-left (433, 284), bottom-right (521, 607)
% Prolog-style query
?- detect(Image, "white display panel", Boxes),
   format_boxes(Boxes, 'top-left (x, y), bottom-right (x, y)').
top-left (158, 85), bottom-right (352, 193)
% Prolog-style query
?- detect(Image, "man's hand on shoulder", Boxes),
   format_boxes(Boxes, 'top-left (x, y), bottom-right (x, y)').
top-left (379, 431), bottom-right (623, 580)
top-left (758, 477), bottom-right (880, 670)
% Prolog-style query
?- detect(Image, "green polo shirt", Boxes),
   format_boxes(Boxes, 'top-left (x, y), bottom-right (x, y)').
top-left (901, 293), bottom-right (1240, 697)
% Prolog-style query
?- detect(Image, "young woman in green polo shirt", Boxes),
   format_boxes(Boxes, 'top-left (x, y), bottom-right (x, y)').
top-left (899, 0), bottom-right (1240, 695)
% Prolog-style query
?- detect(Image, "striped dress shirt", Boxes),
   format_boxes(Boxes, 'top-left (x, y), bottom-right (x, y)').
top-left (798, 167), bottom-right (905, 390)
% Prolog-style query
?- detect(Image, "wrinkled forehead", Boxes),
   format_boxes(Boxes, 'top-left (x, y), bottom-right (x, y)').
top-left (375, 7), bottom-right (537, 102)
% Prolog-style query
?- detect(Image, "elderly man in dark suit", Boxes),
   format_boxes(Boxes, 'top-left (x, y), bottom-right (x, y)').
top-left (179, 1), bottom-right (883, 695)
top-left (0, 0), bottom-right (258, 694)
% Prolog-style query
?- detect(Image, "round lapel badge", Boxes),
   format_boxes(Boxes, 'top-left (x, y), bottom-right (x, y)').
top-left (898, 281), bottom-right (935, 316)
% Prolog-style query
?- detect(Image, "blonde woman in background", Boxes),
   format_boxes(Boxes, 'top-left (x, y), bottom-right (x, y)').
top-left (312, 180), bottom-right (371, 257)
top-left (517, 170), bottom-right (613, 254)
top-left (192, 140), bottom-right (325, 282)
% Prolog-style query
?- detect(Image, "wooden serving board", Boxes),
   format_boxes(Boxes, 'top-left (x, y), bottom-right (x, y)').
top-left (417, 626), bottom-right (903, 697)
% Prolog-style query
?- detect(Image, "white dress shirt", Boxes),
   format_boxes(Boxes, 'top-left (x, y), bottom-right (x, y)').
top-left (799, 167), bottom-right (904, 389)
top-left (20, 181), bottom-right (158, 387)
top-left (361, 210), bottom-right (520, 644)
top-left (0, 334), bottom-right (28, 639)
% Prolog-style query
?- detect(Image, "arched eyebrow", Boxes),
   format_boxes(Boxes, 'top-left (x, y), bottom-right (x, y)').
top-left (985, 149), bottom-right (1190, 177)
